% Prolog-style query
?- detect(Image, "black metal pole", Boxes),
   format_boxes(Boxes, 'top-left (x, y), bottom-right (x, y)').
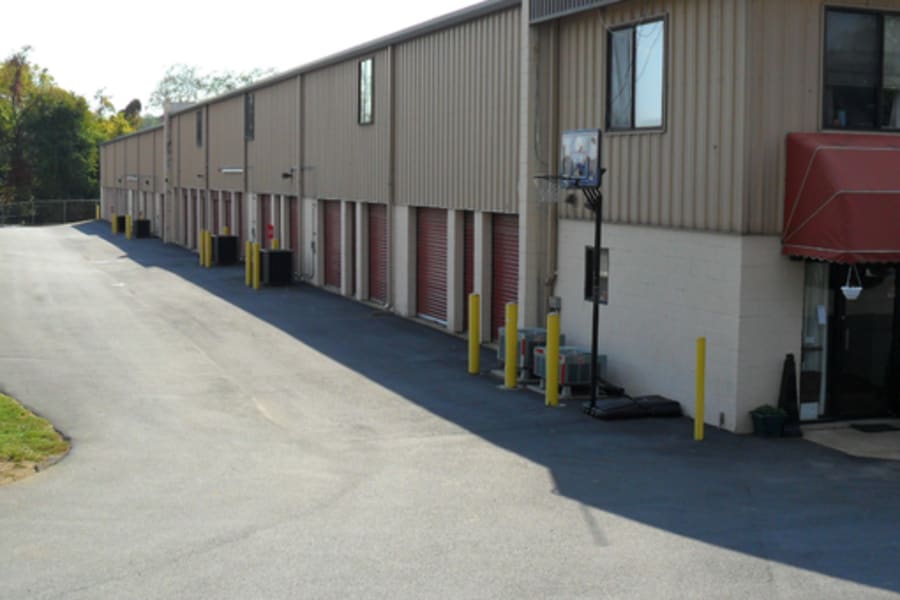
top-left (590, 191), bottom-right (602, 409)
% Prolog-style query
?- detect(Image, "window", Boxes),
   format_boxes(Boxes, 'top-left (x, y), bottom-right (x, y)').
top-left (359, 57), bottom-right (374, 124)
top-left (607, 18), bottom-right (666, 130)
top-left (584, 246), bottom-right (609, 304)
top-left (245, 93), bottom-right (255, 140)
top-left (824, 9), bottom-right (900, 130)
top-left (195, 110), bottom-right (203, 147)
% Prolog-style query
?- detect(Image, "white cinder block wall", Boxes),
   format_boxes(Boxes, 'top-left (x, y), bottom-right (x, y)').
top-left (556, 220), bottom-right (744, 430)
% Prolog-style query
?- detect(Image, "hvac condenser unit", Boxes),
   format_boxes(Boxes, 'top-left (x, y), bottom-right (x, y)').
top-left (533, 346), bottom-right (607, 390)
top-left (497, 327), bottom-right (565, 375)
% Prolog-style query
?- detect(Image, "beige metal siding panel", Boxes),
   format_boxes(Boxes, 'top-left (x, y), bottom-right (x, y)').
top-left (100, 145), bottom-right (113, 188)
top-left (114, 140), bottom-right (126, 189)
top-left (138, 131), bottom-right (155, 193)
top-left (177, 110), bottom-right (205, 188)
top-left (395, 8), bottom-right (521, 213)
top-left (302, 55), bottom-right (389, 203)
top-left (556, 0), bottom-right (747, 233)
top-left (153, 128), bottom-right (164, 192)
top-left (208, 96), bottom-right (245, 190)
top-left (248, 78), bottom-right (300, 195)
top-left (125, 135), bottom-right (140, 190)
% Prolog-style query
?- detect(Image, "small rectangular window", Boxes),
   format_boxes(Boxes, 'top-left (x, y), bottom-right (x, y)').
top-left (195, 110), bottom-right (203, 147)
top-left (245, 93), bottom-right (255, 140)
top-left (584, 246), bottom-right (610, 305)
top-left (359, 57), bottom-right (374, 125)
top-left (824, 8), bottom-right (900, 130)
top-left (607, 18), bottom-right (666, 131)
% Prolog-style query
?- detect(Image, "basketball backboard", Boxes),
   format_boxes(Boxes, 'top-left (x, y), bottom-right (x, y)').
top-left (560, 129), bottom-right (601, 188)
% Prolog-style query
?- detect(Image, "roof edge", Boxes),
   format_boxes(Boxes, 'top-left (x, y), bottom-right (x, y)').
top-left (98, 124), bottom-right (165, 147)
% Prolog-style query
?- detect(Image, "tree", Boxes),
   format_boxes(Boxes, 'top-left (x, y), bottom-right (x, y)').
top-left (147, 64), bottom-right (273, 112)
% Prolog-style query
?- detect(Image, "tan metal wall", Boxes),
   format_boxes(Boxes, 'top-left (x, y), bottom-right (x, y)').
top-left (100, 144), bottom-right (114, 188)
top-left (303, 54), bottom-right (389, 203)
top-left (394, 7), bottom-right (521, 213)
top-left (555, 0), bottom-right (749, 232)
top-left (138, 130), bottom-right (155, 193)
top-left (153, 128), bottom-right (164, 192)
top-left (249, 78), bottom-right (300, 196)
top-left (208, 96), bottom-right (245, 190)
top-left (125, 135), bottom-right (140, 191)
top-left (176, 109), bottom-right (206, 189)
top-left (113, 139), bottom-right (127, 189)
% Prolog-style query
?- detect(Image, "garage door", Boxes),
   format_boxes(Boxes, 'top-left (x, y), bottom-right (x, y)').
top-left (223, 192), bottom-right (232, 233)
top-left (182, 190), bottom-right (188, 246)
top-left (463, 211), bottom-right (474, 330)
top-left (260, 194), bottom-right (272, 249)
top-left (191, 190), bottom-right (198, 249)
top-left (491, 214), bottom-right (518, 340)
top-left (211, 190), bottom-right (219, 234)
top-left (324, 200), bottom-right (341, 288)
top-left (417, 208), bottom-right (447, 323)
top-left (369, 204), bottom-right (387, 304)
top-left (289, 196), bottom-right (299, 275)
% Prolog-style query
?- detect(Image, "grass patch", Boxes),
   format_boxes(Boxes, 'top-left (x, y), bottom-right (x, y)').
top-left (0, 393), bottom-right (69, 463)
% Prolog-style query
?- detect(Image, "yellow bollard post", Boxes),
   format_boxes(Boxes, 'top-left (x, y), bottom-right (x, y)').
top-left (95, 204), bottom-right (100, 220)
top-left (545, 312), bottom-right (561, 407)
top-left (125, 215), bottom-right (132, 240)
top-left (111, 212), bottom-right (117, 234)
top-left (245, 241), bottom-right (252, 286)
top-left (222, 226), bottom-right (230, 236)
top-left (199, 230), bottom-right (205, 266)
top-left (252, 242), bottom-right (261, 290)
top-left (695, 337), bottom-right (706, 441)
top-left (504, 302), bottom-right (518, 389)
top-left (271, 238), bottom-right (280, 251)
top-left (205, 230), bottom-right (213, 268)
top-left (468, 294), bottom-right (481, 375)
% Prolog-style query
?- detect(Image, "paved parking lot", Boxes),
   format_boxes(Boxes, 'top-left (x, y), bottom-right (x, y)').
top-left (1, 222), bottom-right (898, 599)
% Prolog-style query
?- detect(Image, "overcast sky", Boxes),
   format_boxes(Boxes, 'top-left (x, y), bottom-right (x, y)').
top-left (5, 0), bottom-right (479, 113)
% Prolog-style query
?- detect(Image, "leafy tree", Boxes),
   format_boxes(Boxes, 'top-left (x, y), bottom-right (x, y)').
top-left (148, 64), bottom-right (273, 112)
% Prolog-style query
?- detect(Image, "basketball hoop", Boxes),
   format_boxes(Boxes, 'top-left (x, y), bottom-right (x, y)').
top-left (533, 174), bottom-right (579, 205)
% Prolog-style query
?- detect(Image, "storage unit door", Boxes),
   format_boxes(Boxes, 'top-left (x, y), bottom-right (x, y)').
top-left (463, 211), bottom-right (474, 330)
top-left (289, 197), bottom-right (299, 274)
top-left (261, 194), bottom-right (272, 249)
top-left (224, 193), bottom-right (232, 233)
top-left (368, 204), bottom-right (387, 303)
top-left (191, 190), bottom-right (198, 249)
top-left (211, 191), bottom-right (219, 234)
top-left (491, 214), bottom-right (519, 341)
top-left (416, 208), bottom-right (448, 323)
top-left (324, 200), bottom-right (341, 288)
top-left (182, 190), bottom-right (188, 246)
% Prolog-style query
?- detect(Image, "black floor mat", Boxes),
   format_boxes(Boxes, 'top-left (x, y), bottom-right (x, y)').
top-left (850, 423), bottom-right (900, 433)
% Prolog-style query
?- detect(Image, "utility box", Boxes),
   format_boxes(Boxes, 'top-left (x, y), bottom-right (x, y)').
top-left (497, 327), bottom-right (565, 377)
top-left (213, 235), bottom-right (239, 266)
top-left (261, 249), bottom-right (293, 285)
top-left (534, 345), bottom-right (607, 389)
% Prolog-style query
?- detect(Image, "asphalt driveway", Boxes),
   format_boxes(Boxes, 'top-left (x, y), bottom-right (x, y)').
top-left (1, 222), bottom-right (898, 599)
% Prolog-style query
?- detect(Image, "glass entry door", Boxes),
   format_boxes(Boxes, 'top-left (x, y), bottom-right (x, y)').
top-left (829, 265), bottom-right (898, 418)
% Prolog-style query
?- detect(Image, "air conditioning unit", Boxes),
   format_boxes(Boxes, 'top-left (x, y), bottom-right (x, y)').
top-left (497, 327), bottom-right (566, 376)
top-left (533, 346), bottom-right (607, 391)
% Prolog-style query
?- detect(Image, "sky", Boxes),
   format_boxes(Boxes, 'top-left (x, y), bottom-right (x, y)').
top-left (5, 0), bottom-right (480, 113)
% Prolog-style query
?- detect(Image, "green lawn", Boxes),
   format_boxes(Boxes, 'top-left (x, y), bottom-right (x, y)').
top-left (0, 393), bottom-right (69, 464)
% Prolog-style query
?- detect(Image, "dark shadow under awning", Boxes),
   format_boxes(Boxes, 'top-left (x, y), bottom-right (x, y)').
top-left (783, 133), bottom-right (900, 264)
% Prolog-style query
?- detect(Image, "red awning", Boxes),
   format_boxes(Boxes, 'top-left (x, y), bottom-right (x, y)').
top-left (783, 133), bottom-right (900, 264)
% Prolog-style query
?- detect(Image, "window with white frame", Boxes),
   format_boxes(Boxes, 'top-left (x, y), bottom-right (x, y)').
top-left (359, 57), bottom-right (374, 125)
top-left (824, 8), bottom-right (900, 130)
top-left (607, 18), bottom-right (666, 131)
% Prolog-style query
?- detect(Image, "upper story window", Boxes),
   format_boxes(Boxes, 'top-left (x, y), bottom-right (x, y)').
top-left (195, 110), bottom-right (203, 147)
top-left (607, 18), bottom-right (666, 131)
top-left (824, 9), bottom-right (900, 130)
top-left (359, 57), bottom-right (374, 125)
top-left (245, 93), bottom-right (255, 140)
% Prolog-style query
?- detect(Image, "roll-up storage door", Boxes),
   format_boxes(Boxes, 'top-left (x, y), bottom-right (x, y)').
top-left (369, 204), bottom-right (387, 303)
top-left (491, 214), bottom-right (519, 341)
top-left (463, 211), bottom-right (474, 330)
top-left (416, 208), bottom-right (447, 324)
top-left (324, 200), bottom-right (342, 289)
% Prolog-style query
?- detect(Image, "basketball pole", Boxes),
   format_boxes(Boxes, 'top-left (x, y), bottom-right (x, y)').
top-left (583, 170), bottom-right (606, 410)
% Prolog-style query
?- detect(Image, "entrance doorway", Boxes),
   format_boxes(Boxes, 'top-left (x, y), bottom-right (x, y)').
top-left (801, 262), bottom-right (899, 420)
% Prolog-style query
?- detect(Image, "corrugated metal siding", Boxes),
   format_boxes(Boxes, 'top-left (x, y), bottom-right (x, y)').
top-left (153, 128), bottom-right (164, 192)
top-left (395, 8), bottom-right (520, 213)
top-left (531, 0), bottom-right (622, 23)
top-left (303, 54), bottom-right (390, 203)
top-left (100, 145), bottom-right (113, 188)
top-left (208, 96), bottom-right (245, 190)
top-left (555, 0), bottom-right (748, 233)
top-left (248, 78), bottom-right (300, 195)
top-left (125, 135), bottom-right (139, 190)
top-left (138, 131), bottom-right (155, 193)
top-left (114, 141), bottom-right (126, 188)
top-left (177, 110), bottom-right (206, 188)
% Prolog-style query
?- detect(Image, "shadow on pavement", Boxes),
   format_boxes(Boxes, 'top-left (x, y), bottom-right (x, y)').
top-left (75, 221), bottom-right (900, 593)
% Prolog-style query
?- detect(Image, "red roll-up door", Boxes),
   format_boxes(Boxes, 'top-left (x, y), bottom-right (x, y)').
top-left (224, 193), bottom-right (232, 232)
top-left (491, 214), bottom-right (518, 341)
top-left (211, 190), bottom-right (219, 234)
top-left (416, 208), bottom-right (447, 323)
top-left (463, 211), bottom-right (474, 330)
top-left (260, 194), bottom-right (272, 249)
top-left (368, 204), bottom-right (387, 303)
top-left (289, 196), bottom-right (299, 274)
top-left (348, 203), bottom-right (356, 296)
top-left (324, 200), bottom-right (341, 288)
top-left (191, 190), bottom-right (198, 249)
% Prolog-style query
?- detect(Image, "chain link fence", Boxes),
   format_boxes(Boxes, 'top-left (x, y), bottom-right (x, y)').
top-left (0, 200), bottom-right (99, 226)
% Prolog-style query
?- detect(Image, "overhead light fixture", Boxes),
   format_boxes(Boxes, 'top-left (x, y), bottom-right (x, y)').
top-left (219, 167), bottom-right (244, 174)
top-left (282, 167), bottom-right (297, 179)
